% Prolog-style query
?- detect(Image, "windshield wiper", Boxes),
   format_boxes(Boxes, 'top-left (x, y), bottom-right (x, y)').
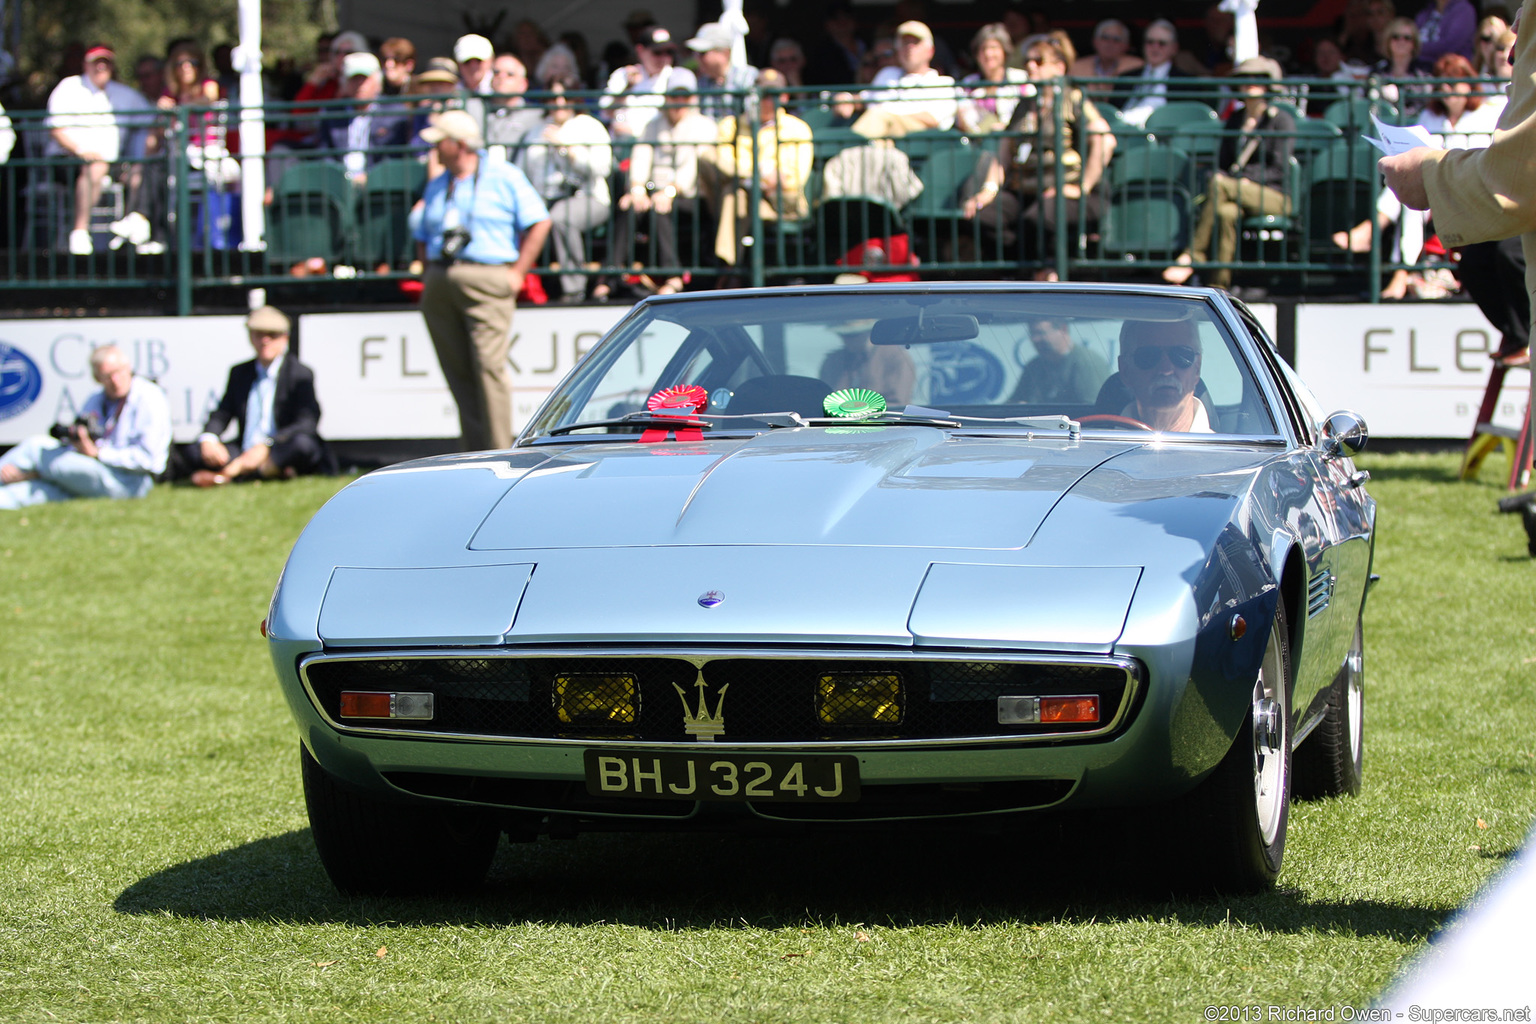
top-left (544, 411), bottom-right (712, 436)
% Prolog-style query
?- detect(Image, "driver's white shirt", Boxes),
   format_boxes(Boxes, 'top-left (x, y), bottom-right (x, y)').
top-left (1122, 398), bottom-right (1213, 433)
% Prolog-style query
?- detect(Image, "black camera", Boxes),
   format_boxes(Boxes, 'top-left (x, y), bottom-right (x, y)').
top-left (50, 412), bottom-right (104, 443)
top-left (440, 226), bottom-right (472, 261)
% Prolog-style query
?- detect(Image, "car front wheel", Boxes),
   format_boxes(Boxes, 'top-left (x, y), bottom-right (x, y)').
top-left (1180, 603), bottom-right (1293, 893)
top-left (301, 744), bottom-right (500, 896)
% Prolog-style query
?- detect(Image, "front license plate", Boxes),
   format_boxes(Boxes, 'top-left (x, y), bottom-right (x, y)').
top-left (584, 750), bottom-right (860, 803)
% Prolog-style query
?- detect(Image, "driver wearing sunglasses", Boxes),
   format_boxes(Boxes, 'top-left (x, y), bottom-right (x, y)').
top-left (1118, 319), bottom-right (1212, 432)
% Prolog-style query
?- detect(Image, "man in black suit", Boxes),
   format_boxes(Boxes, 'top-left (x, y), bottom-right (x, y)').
top-left (189, 305), bottom-right (324, 486)
top-left (1114, 20), bottom-right (1197, 128)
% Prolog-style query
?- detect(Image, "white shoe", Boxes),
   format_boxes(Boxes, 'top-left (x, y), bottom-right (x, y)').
top-left (68, 229), bottom-right (93, 255)
top-left (136, 240), bottom-right (166, 255)
top-left (109, 212), bottom-right (152, 246)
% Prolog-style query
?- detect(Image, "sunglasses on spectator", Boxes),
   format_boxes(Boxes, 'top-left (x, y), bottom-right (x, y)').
top-left (1023, 54), bottom-right (1056, 66)
top-left (1479, 34), bottom-right (1498, 43)
top-left (1098, 34), bottom-right (1129, 43)
top-left (175, 58), bottom-right (201, 67)
top-left (1389, 33), bottom-right (1415, 41)
top-left (1130, 345), bottom-right (1198, 370)
top-left (1145, 37), bottom-right (1174, 47)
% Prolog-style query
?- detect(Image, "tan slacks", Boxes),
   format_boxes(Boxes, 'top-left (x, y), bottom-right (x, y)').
top-left (420, 262), bottom-right (517, 451)
top-left (1189, 173), bottom-right (1292, 289)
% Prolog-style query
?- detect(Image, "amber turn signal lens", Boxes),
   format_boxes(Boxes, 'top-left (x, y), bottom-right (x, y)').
top-left (816, 674), bottom-right (904, 725)
top-left (339, 691), bottom-right (434, 720)
top-left (554, 674), bottom-right (638, 724)
top-left (1039, 695), bottom-right (1100, 724)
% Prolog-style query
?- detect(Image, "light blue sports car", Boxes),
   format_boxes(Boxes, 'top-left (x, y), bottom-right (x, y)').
top-left (268, 283), bottom-right (1375, 895)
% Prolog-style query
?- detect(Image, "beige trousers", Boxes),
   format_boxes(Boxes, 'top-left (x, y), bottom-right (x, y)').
top-left (420, 262), bottom-right (517, 451)
top-left (1189, 173), bottom-right (1292, 288)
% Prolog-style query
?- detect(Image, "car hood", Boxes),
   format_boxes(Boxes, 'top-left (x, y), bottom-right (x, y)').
top-left (274, 430), bottom-right (1280, 649)
top-left (471, 428), bottom-right (1140, 551)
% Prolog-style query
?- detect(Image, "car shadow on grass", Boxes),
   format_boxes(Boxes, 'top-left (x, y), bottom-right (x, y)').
top-left (115, 822), bottom-right (1448, 941)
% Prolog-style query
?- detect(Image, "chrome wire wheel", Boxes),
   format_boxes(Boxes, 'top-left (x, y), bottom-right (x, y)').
top-left (1251, 625), bottom-right (1290, 849)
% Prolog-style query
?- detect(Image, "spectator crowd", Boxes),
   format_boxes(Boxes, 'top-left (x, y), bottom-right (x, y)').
top-left (0, 0), bottom-right (1521, 356)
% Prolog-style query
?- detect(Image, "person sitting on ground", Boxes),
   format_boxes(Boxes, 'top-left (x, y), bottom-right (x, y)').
top-left (45, 43), bottom-right (154, 256)
top-left (1162, 57), bottom-right (1295, 293)
top-left (851, 20), bottom-right (958, 139)
top-left (188, 306), bottom-right (324, 487)
top-left (1117, 319), bottom-right (1213, 433)
top-left (1010, 316), bottom-right (1109, 404)
top-left (1, 344), bottom-right (171, 509)
top-left (818, 319), bottom-right (915, 406)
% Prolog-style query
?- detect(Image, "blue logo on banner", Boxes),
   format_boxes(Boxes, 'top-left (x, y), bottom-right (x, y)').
top-left (0, 342), bottom-right (44, 422)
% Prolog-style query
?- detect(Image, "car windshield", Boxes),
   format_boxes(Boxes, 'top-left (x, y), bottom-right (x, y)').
top-left (521, 289), bottom-right (1280, 441)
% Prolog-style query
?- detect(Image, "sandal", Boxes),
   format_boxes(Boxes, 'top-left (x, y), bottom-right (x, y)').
top-left (656, 277), bottom-right (685, 295)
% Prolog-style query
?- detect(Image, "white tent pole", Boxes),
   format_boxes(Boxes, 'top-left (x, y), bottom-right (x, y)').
top-left (1222, 0), bottom-right (1261, 64)
top-left (234, 0), bottom-right (267, 251)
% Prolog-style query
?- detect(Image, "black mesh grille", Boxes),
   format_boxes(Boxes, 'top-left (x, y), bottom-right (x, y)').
top-left (305, 656), bottom-right (1134, 743)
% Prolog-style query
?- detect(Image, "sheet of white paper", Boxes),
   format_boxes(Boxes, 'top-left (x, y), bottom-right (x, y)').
top-left (1365, 115), bottom-right (1439, 156)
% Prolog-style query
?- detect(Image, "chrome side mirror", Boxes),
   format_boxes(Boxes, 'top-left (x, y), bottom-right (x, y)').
top-left (1321, 411), bottom-right (1369, 458)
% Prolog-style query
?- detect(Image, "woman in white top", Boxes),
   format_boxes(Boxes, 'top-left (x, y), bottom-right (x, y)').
top-left (519, 75), bottom-right (613, 301)
top-left (957, 24), bottom-right (1030, 134)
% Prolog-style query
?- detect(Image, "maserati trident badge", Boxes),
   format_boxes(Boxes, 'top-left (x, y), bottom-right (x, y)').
top-left (673, 670), bottom-right (728, 742)
top-left (698, 590), bottom-right (725, 608)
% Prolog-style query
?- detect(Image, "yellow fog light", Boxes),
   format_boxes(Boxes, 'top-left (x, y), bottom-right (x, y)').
top-left (554, 674), bottom-right (638, 725)
top-left (816, 673), bottom-right (904, 725)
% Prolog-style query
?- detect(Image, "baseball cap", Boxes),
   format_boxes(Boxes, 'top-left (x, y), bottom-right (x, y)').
top-left (639, 26), bottom-right (676, 51)
top-left (414, 56), bottom-right (460, 85)
top-left (420, 109), bottom-right (484, 148)
top-left (246, 305), bottom-right (290, 334)
top-left (453, 34), bottom-right (494, 64)
top-left (687, 22), bottom-right (735, 52)
top-left (896, 21), bottom-right (933, 45)
top-left (342, 51), bottom-right (381, 78)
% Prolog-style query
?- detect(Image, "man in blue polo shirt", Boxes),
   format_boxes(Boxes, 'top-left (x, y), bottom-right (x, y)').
top-left (415, 109), bottom-right (552, 452)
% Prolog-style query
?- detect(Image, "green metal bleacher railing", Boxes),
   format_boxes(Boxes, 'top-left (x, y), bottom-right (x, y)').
top-left (0, 77), bottom-right (1499, 312)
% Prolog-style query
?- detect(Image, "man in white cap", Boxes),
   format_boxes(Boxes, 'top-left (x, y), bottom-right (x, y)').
top-left (601, 25), bottom-right (698, 138)
top-left (188, 306), bottom-right (325, 487)
top-left (414, 110), bottom-right (552, 451)
top-left (1, 344), bottom-right (171, 509)
top-left (44, 42), bottom-right (153, 255)
top-left (326, 51), bottom-right (412, 183)
top-left (455, 33), bottom-right (495, 124)
top-left (852, 20), bottom-right (957, 139)
top-left (687, 21), bottom-right (758, 122)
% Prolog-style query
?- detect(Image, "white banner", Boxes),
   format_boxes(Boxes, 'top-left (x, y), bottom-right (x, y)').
top-left (301, 306), bottom-right (629, 440)
top-left (1294, 304), bottom-right (1527, 439)
top-left (0, 317), bottom-right (252, 445)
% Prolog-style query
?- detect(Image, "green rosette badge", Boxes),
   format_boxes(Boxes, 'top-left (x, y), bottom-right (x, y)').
top-left (823, 388), bottom-right (887, 420)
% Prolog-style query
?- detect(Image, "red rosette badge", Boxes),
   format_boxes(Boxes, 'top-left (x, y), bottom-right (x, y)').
top-left (646, 385), bottom-right (709, 414)
top-left (640, 385), bottom-right (709, 441)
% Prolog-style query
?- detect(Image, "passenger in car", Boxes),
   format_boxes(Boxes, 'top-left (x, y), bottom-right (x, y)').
top-left (1116, 319), bottom-right (1213, 432)
top-left (818, 319), bottom-right (915, 407)
top-left (1010, 316), bottom-right (1109, 404)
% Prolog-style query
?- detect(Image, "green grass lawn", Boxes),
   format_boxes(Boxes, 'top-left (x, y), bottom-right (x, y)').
top-left (1, 451), bottom-right (1532, 1023)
